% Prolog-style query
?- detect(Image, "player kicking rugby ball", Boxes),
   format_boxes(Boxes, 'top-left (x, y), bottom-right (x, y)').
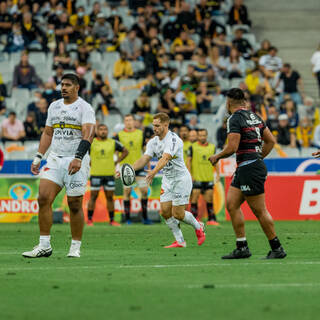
top-left (121, 113), bottom-right (205, 248)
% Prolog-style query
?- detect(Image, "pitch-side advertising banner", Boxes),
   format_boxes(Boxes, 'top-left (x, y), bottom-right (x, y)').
top-left (0, 177), bottom-right (226, 223)
top-left (225, 175), bottom-right (320, 220)
top-left (0, 178), bottom-right (65, 223)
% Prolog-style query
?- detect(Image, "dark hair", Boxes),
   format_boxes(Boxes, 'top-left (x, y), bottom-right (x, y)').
top-left (180, 124), bottom-right (190, 131)
top-left (9, 111), bottom-right (16, 116)
top-left (283, 63), bottom-right (291, 69)
top-left (61, 73), bottom-right (80, 85)
top-left (268, 46), bottom-right (277, 52)
top-left (226, 88), bottom-right (245, 101)
top-left (198, 128), bottom-right (208, 135)
top-left (98, 124), bottom-right (108, 129)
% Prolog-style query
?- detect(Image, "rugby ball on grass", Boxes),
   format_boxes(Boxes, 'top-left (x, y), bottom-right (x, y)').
top-left (121, 163), bottom-right (136, 186)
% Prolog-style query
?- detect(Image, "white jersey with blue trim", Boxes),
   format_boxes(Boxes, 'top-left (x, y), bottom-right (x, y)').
top-left (145, 131), bottom-right (189, 179)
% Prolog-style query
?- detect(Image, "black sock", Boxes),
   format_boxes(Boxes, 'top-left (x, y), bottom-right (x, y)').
top-left (141, 198), bottom-right (148, 220)
top-left (124, 200), bottom-right (130, 220)
top-left (109, 211), bottom-right (114, 222)
top-left (236, 240), bottom-right (248, 249)
top-left (206, 202), bottom-right (217, 221)
top-left (191, 203), bottom-right (197, 218)
top-left (88, 210), bottom-right (94, 221)
top-left (269, 236), bottom-right (281, 250)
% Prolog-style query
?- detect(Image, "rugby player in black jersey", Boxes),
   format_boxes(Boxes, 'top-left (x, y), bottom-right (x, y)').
top-left (209, 88), bottom-right (286, 259)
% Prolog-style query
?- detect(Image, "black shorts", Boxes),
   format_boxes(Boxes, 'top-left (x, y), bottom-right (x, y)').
top-left (90, 176), bottom-right (115, 191)
top-left (231, 159), bottom-right (267, 196)
top-left (193, 181), bottom-right (214, 193)
top-left (135, 169), bottom-right (146, 177)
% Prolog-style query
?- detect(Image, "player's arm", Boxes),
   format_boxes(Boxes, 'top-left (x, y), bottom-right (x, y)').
top-left (186, 146), bottom-right (192, 174)
top-left (146, 153), bottom-right (172, 185)
top-left (209, 133), bottom-right (240, 166)
top-left (261, 127), bottom-right (276, 158)
top-left (116, 147), bottom-right (129, 163)
top-left (68, 123), bottom-right (96, 175)
top-left (115, 140), bottom-right (128, 164)
top-left (31, 125), bottom-right (54, 175)
top-left (133, 155), bottom-right (152, 171)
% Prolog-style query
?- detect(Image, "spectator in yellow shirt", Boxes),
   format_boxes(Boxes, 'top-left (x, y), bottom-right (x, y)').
top-left (175, 84), bottom-right (197, 113)
top-left (296, 117), bottom-right (315, 148)
top-left (171, 31), bottom-right (196, 61)
top-left (113, 51), bottom-right (133, 80)
top-left (245, 68), bottom-right (264, 95)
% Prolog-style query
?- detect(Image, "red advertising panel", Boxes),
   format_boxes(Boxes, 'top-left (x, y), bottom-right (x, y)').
top-left (225, 175), bottom-right (320, 220)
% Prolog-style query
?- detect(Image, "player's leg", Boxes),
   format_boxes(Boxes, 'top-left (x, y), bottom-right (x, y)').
top-left (136, 175), bottom-right (151, 224)
top-left (87, 190), bottom-right (99, 225)
top-left (22, 178), bottom-right (61, 258)
top-left (103, 176), bottom-right (119, 226)
top-left (172, 175), bottom-right (206, 246)
top-left (222, 185), bottom-right (251, 259)
top-left (123, 186), bottom-right (132, 224)
top-left (161, 201), bottom-right (186, 248)
top-left (190, 187), bottom-right (201, 218)
top-left (67, 195), bottom-right (84, 258)
top-left (87, 176), bottom-right (102, 225)
top-left (65, 155), bottom-right (90, 257)
top-left (241, 159), bottom-right (286, 259)
top-left (246, 193), bottom-right (286, 259)
top-left (204, 185), bottom-right (219, 225)
top-left (104, 189), bottom-right (119, 226)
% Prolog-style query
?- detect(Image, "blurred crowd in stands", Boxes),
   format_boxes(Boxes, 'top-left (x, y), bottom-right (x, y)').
top-left (0, 0), bottom-right (319, 151)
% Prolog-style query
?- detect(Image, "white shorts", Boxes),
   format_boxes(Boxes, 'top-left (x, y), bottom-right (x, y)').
top-left (160, 172), bottom-right (192, 206)
top-left (40, 154), bottom-right (90, 197)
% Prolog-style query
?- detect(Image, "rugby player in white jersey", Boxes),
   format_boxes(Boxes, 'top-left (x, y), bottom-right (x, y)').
top-left (133, 113), bottom-right (206, 247)
top-left (22, 74), bottom-right (96, 258)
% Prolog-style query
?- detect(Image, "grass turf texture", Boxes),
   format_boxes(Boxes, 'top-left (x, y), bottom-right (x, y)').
top-left (0, 221), bottom-right (320, 320)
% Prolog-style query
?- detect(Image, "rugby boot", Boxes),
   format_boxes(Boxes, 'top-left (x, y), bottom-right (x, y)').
top-left (164, 241), bottom-right (187, 248)
top-left (222, 247), bottom-right (252, 259)
top-left (265, 246), bottom-right (287, 259)
top-left (22, 245), bottom-right (52, 258)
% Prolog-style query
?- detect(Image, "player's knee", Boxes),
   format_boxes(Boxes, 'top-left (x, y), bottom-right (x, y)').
top-left (38, 193), bottom-right (53, 207)
top-left (226, 201), bottom-right (238, 213)
top-left (172, 210), bottom-right (184, 220)
top-left (68, 197), bottom-right (82, 213)
top-left (252, 207), bottom-right (267, 218)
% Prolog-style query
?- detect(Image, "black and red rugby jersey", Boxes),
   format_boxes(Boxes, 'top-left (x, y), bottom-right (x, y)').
top-left (227, 109), bottom-right (266, 164)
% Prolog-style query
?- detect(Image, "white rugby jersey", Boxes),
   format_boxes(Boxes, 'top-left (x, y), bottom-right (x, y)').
top-left (145, 131), bottom-right (189, 179)
top-left (46, 97), bottom-right (96, 157)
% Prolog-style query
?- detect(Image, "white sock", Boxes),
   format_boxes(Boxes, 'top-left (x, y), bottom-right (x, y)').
top-left (39, 235), bottom-right (51, 248)
top-left (165, 217), bottom-right (185, 243)
top-left (237, 237), bottom-right (247, 242)
top-left (183, 211), bottom-right (201, 230)
top-left (71, 240), bottom-right (81, 250)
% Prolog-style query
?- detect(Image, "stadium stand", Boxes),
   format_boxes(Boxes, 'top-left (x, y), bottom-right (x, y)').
top-left (0, 0), bottom-right (319, 161)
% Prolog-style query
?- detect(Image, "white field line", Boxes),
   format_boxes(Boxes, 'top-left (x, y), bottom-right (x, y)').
top-left (0, 261), bottom-right (320, 271)
top-left (186, 283), bottom-right (320, 289)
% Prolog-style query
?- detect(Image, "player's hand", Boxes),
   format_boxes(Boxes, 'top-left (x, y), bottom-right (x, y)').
top-left (145, 170), bottom-right (155, 185)
top-left (208, 155), bottom-right (219, 166)
top-left (68, 159), bottom-right (82, 175)
top-left (312, 151), bottom-right (320, 158)
top-left (31, 162), bottom-right (41, 175)
top-left (115, 171), bottom-right (120, 179)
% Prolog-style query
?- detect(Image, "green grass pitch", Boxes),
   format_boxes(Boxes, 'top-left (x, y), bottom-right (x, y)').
top-left (0, 221), bottom-right (320, 320)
